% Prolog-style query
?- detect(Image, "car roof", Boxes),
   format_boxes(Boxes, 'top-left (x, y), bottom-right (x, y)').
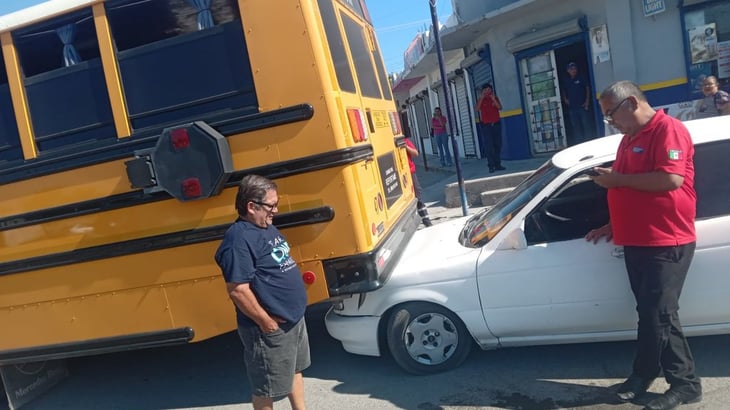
top-left (551, 115), bottom-right (730, 170)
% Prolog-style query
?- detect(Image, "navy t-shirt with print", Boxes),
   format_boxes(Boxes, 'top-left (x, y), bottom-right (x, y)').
top-left (564, 75), bottom-right (589, 111)
top-left (215, 219), bottom-right (307, 329)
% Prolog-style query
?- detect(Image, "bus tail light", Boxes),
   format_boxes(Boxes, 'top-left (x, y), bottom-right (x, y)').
top-left (170, 128), bottom-right (190, 150)
top-left (347, 108), bottom-right (369, 142)
top-left (302, 271), bottom-right (316, 285)
top-left (388, 111), bottom-right (402, 135)
top-left (182, 177), bottom-right (202, 199)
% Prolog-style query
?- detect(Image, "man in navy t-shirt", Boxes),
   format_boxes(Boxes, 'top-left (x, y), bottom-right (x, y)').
top-left (562, 62), bottom-right (594, 143)
top-left (215, 175), bottom-right (309, 409)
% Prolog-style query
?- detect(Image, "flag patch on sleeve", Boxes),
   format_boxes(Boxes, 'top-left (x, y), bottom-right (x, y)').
top-left (668, 149), bottom-right (682, 160)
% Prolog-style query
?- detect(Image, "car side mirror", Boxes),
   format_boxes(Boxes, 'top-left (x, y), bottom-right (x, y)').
top-left (497, 228), bottom-right (527, 250)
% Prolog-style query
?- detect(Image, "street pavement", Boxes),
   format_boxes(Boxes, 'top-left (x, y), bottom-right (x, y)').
top-left (413, 153), bottom-right (547, 224)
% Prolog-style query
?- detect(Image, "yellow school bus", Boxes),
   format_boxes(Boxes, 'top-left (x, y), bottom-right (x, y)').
top-left (0, 0), bottom-right (417, 364)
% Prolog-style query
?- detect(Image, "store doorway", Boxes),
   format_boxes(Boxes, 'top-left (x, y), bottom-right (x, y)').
top-left (554, 41), bottom-right (596, 146)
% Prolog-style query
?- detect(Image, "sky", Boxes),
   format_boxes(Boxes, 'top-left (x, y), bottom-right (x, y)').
top-left (366, 0), bottom-right (453, 74)
top-left (0, 0), bottom-right (45, 16)
top-left (0, 0), bottom-right (453, 74)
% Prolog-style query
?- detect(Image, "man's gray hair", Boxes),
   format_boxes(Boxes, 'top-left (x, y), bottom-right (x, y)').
top-left (235, 175), bottom-right (277, 216)
top-left (601, 80), bottom-right (647, 103)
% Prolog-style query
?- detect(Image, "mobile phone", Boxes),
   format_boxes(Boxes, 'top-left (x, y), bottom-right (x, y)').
top-left (585, 168), bottom-right (599, 176)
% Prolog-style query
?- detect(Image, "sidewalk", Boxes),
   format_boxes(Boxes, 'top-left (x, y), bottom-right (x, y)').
top-left (413, 154), bottom-right (547, 225)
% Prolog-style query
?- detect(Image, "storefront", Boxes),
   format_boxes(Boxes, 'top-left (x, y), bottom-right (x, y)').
top-left (393, 0), bottom-right (729, 162)
top-left (681, 0), bottom-right (729, 97)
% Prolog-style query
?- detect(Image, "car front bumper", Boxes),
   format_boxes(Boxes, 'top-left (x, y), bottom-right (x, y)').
top-left (324, 306), bottom-right (381, 357)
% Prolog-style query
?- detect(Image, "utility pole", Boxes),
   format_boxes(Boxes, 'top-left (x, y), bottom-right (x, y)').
top-left (429, 0), bottom-right (468, 216)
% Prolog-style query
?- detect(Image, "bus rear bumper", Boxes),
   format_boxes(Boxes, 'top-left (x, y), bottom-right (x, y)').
top-left (322, 200), bottom-right (419, 296)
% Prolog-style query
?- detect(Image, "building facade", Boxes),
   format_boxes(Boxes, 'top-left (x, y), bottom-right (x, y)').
top-left (393, 0), bottom-right (729, 161)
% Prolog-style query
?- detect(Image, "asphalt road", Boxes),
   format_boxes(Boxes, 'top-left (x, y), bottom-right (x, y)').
top-left (8, 302), bottom-right (729, 410)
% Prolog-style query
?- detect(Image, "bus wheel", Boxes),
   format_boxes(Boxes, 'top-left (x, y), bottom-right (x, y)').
top-left (386, 302), bottom-right (472, 374)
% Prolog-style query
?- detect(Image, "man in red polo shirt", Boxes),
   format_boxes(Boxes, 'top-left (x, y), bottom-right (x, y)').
top-left (585, 81), bottom-right (701, 410)
top-left (476, 83), bottom-right (505, 173)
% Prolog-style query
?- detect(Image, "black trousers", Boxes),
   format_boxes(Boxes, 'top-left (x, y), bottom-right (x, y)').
top-left (479, 121), bottom-right (502, 168)
top-left (623, 243), bottom-right (701, 392)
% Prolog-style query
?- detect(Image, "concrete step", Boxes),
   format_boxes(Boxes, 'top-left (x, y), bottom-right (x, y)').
top-left (444, 170), bottom-right (532, 208)
top-left (480, 187), bottom-right (515, 207)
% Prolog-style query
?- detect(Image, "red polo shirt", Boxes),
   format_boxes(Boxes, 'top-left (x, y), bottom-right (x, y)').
top-left (608, 110), bottom-right (696, 246)
top-left (405, 138), bottom-right (417, 173)
top-left (478, 96), bottom-right (501, 124)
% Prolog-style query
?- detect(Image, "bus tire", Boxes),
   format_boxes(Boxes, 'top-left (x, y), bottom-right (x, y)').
top-left (386, 302), bottom-right (472, 375)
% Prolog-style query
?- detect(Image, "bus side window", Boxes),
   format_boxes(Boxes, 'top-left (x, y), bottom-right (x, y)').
top-left (318, 0), bottom-right (357, 93)
top-left (341, 13), bottom-right (381, 99)
top-left (106, 0), bottom-right (258, 131)
top-left (0, 48), bottom-right (22, 163)
top-left (12, 8), bottom-right (115, 152)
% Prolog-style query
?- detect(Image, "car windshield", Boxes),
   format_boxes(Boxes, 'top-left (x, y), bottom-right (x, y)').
top-left (460, 161), bottom-right (563, 248)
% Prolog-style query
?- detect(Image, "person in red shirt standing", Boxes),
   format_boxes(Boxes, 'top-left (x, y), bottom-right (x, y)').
top-left (405, 137), bottom-right (432, 227)
top-left (430, 107), bottom-right (452, 167)
top-left (476, 83), bottom-right (504, 173)
top-left (586, 81), bottom-right (702, 410)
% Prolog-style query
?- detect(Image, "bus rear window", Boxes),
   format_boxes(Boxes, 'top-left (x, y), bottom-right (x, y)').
top-left (105, 0), bottom-right (255, 131)
top-left (13, 8), bottom-right (101, 77)
top-left (338, 0), bottom-right (371, 23)
top-left (372, 41), bottom-right (392, 101)
top-left (341, 12), bottom-right (381, 99)
top-left (106, 0), bottom-right (241, 51)
top-left (0, 47), bottom-right (21, 162)
top-left (318, 0), bottom-right (356, 93)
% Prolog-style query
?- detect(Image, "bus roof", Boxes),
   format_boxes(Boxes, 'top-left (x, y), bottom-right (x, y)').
top-left (0, 0), bottom-right (96, 33)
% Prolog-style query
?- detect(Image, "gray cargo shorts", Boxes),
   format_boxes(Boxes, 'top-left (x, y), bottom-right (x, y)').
top-left (237, 317), bottom-right (311, 398)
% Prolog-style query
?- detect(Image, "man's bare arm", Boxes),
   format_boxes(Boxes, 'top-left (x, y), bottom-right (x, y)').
top-left (719, 100), bottom-right (730, 116)
top-left (405, 144), bottom-right (419, 157)
top-left (590, 167), bottom-right (684, 192)
top-left (226, 282), bottom-right (281, 332)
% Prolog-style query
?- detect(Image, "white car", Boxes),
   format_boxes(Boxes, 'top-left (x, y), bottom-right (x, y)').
top-left (325, 115), bottom-right (730, 374)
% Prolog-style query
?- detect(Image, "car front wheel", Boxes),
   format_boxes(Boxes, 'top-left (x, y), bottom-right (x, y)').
top-left (386, 302), bottom-right (472, 374)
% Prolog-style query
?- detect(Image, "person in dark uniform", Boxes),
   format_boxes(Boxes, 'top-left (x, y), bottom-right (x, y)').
top-left (562, 62), bottom-right (593, 144)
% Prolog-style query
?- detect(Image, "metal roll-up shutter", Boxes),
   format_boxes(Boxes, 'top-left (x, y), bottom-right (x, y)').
top-left (455, 76), bottom-right (477, 157)
top-left (469, 59), bottom-right (494, 98)
top-left (413, 97), bottom-right (433, 155)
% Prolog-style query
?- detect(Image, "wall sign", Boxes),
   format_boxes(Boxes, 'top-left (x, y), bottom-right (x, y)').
top-left (643, 0), bottom-right (665, 17)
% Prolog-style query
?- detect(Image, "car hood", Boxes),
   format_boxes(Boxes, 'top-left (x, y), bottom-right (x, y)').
top-left (387, 216), bottom-right (479, 287)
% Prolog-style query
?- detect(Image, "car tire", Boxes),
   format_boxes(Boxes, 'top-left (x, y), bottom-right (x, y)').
top-left (386, 302), bottom-right (472, 374)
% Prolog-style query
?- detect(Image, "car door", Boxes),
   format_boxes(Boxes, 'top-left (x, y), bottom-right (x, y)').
top-left (676, 140), bottom-right (730, 328)
top-left (477, 167), bottom-right (638, 342)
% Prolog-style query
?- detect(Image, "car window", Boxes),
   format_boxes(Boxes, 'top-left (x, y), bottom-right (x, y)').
top-left (524, 165), bottom-right (611, 245)
top-left (461, 161), bottom-right (559, 247)
top-left (695, 140), bottom-right (730, 219)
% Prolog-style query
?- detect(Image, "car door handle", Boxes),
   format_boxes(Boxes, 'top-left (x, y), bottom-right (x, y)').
top-left (544, 210), bottom-right (571, 222)
top-left (611, 246), bottom-right (624, 258)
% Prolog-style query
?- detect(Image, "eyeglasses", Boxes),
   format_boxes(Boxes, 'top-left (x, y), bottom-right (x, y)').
top-left (703, 83), bottom-right (718, 88)
top-left (252, 200), bottom-right (278, 212)
top-left (603, 98), bottom-right (630, 124)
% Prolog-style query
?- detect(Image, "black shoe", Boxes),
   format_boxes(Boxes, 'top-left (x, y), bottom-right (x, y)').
top-left (496, 165), bottom-right (506, 171)
top-left (488, 167), bottom-right (495, 173)
top-left (616, 375), bottom-right (654, 402)
top-left (643, 388), bottom-right (702, 410)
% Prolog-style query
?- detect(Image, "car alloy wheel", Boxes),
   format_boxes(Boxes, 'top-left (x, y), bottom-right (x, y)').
top-left (386, 302), bottom-right (472, 374)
